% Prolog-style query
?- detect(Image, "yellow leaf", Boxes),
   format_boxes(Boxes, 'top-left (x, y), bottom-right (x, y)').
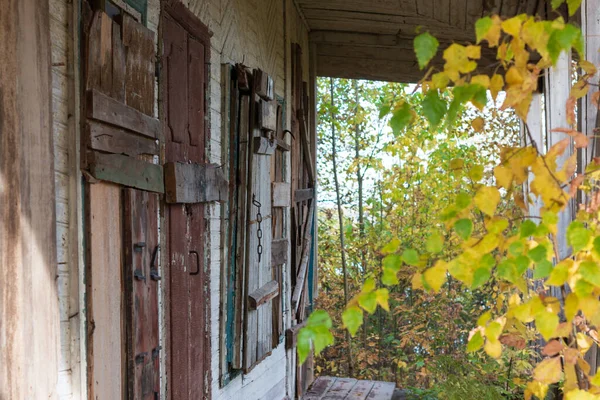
top-left (486, 321), bottom-right (504, 341)
top-left (526, 381), bottom-right (549, 400)
top-left (567, 96), bottom-right (576, 125)
top-left (484, 338), bottom-right (502, 358)
top-left (431, 72), bottom-right (450, 90)
top-left (506, 67), bottom-right (524, 87)
top-left (533, 357), bottom-right (563, 384)
top-left (471, 74), bottom-right (490, 88)
top-left (424, 261), bottom-right (447, 293)
top-left (443, 44), bottom-right (478, 81)
top-left (412, 272), bottom-right (424, 290)
top-left (477, 311), bottom-right (492, 326)
top-left (501, 15), bottom-right (524, 37)
top-left (483, 15), bottom-right (503, 47)
top-left (490, 74), bottom-right (504, 101)
top-left (471, 117), bottom-right (485, 132)
top-left (565, 389), bottom-right (600, 400)
top-left (494, 165), bottom-right (513, 189)
top-left (580, 60), bottom-right (597, 76)
top-left (536, 310), bottom-right (559, 341)
top-left (474, 186), bottom-right (501, 216)
top-left (565, 293), bottom-right (579, 323)
top-left (466, 45), bottom-right (481, 59)
top-left (577, 332), bottom-right (593, 354)
top-left (511, 302), bottom-right (534, 323)
top-left (375, 288), bottom-right (390, 311)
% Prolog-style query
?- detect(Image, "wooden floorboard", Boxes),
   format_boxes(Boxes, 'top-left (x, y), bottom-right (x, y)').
top-left (303, 376), bottom-right (396, 400)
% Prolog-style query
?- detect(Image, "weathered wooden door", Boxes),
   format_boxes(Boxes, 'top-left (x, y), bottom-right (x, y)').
top-left (162, 3), bottom-right (211, 399)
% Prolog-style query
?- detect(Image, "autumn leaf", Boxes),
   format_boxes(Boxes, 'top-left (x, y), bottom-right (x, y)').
top-left (476, 15), bottom-right (502, 47)
top-left (500, 333), bottom-right (526, 349)
top-left (342, 306), bottom-right (363, 337)
top-left (567, 96), bottom-right (576, 125)
top-left (533, 357), bottom-right (563, 384)
top-left (474, 186), bottom-right (501, 216)
top-left (471, 117), bottom-right (485, 132)
top-left (424, 261), bottom-right (448, 292)
top-left (414, 32), bottom-right (439, 70)
top-left (542, 339), bottom-right (564, 356)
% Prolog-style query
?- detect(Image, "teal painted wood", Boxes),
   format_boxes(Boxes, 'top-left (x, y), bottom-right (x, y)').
top-left (125, 0), bottom-right (147, 24)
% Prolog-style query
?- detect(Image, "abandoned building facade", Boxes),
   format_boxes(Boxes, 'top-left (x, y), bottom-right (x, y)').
top-left (3, 0), bottom-right (600, 399)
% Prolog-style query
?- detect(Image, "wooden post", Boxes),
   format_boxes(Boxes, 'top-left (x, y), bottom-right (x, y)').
top-left (0, 0), bottom-right (59, 398)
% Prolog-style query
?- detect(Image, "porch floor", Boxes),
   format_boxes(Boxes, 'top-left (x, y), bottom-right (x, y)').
top-left (303, 376), bottom-right (398, 400)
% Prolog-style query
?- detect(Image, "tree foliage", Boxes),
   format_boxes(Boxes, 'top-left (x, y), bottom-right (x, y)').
top-left (301, 3), bottom-right (600, 399)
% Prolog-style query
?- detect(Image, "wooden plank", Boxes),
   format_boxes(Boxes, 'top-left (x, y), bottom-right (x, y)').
top-left (122, 13), bottom-right (155, 116)
top-left (259, 99), bottom-right (278, 131)
top-left (303, 376), bottom-right (337, 400)
top-left (254, 69), bottom-right (274, 100)
top-left (292, 236), bottom-right (313, 313)
top-left (89, 152), bottom-right (164, 193)
top-left (346, 381), bottom-right (376, 400)
top-left (545, 52), bottom-right (573, 262)
top-left (0, 0), bottom-right (59, 396)
top-left (298, 110), bottom-right (316, 184)
top-left (111, 20), bottom-right (126, 102)
top-left (272, 238), bottom-right (289, 266)
top-left (254, 136), bottom-right (277, 155)
top-left (295, 188), bottom-right (314, 203)
top-left (322, 378), bottom-right (358, 400)
top-left (164, 162), bottom-right (228, 203)
top-left (365, 381), bottom-right (396, 399)
top-left (248, 280), bottom-right (280, 310)
top-left (124, 189), bottom-right (160, 399)
top-left (273, 182), bottom-right (291, 207)
top-left (87, 121), bottom-right (159, 156)
top-left (86, 11), bottom-right (113, 95)
top-left (87, 89), bottom-right (160, 138)
top-left (88, 183), bottom-right (123, 400)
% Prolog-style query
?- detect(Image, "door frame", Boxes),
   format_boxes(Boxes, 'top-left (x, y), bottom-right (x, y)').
top-left (159, 2), bottom-right (212, 399)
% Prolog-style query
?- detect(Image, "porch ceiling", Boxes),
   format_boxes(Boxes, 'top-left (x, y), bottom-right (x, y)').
top-left (300, 0), bottom-right (548, 82)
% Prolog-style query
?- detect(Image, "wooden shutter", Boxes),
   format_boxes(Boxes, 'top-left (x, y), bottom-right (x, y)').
top-left (161, 4), bottom-right (215, 398)
top-left (83, 5), bottom-right (160, 398)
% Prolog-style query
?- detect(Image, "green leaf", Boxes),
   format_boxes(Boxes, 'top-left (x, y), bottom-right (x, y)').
top-left (498, 259), bottom-right (518, 283)
top-left (455, 192), bottom-right (472, 210)
top-left (454, 218), bottom-right (473, 240)
top-left (402, 249), bottom-right (420, 266)
top-left (467, 330), bottom-right (485, 352)
top-left (342, 306), bottom-right (364, 337)
top-left (551, 0), bottom-right (565, 9)
top-left (548, 24), bottom-right (583, 64)
top-left (426, 233), bottom-right (444, 253)
top-left (528, 244), bottom-right (547, 262)
top-left (533, 260), bottom-right (553, 279)
top-left (509, 241), bottom-right (525, 256)
top-left (381, 238), bottom-right (401, 255)
top-left (469, 165), bottom-right (484, 182)
top-left (480, 253), bottom-right (496, 270)
top-left (520, 220), bottom-right (538, 238)
top-left (390, 102), bottom-right (413, 135)
top-left (515, 255), bottom-right (530, 275)
top-left (475, 17), bottom-right (493, 44)
top-left (306, 309), bottom-right (333, 329)
top-left (579, 261), bottom-right (600, 286)
top-left (311, 325), bottom-right (334, 355)
top-left (472, 267), bottom-right (491, 289)
top-left (378, 103), bottom-right (391, 119)
top-left (297, 328), bottom-right (312, 364)
top-left (594, 236), bottom-right (600, 258)
top-left (382, 268), bottom-right (399, 286)
top-left (567, 0), bottom-right (582, 15)
top-left (414, 32), bottom-right (439, 70)
top-left (358, 291), bottom-right (378, 314)
top-left (567, 221), bottom-right (591, 252)
top-left (383, 254), bottom-right (402, 272)
top-left (422, 90), bottom-right (447, 127)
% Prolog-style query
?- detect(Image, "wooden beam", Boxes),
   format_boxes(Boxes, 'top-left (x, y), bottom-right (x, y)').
top-left (89, 151), bottom-right (165, 193)
top-left (297, 111), bottom-right (316, 184)
top-left (87, 89), bottom-right (160, 138)
top-left (0, 0), bottom-right (59, 396)
top-left (292, 236), bottom-right (313, 313)
top-left (164, 162), bottom-right (228, 203)
top-left (253, 136), bottom-right (277, 155)
top-left (248, 280), bottom-right (280, 310)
